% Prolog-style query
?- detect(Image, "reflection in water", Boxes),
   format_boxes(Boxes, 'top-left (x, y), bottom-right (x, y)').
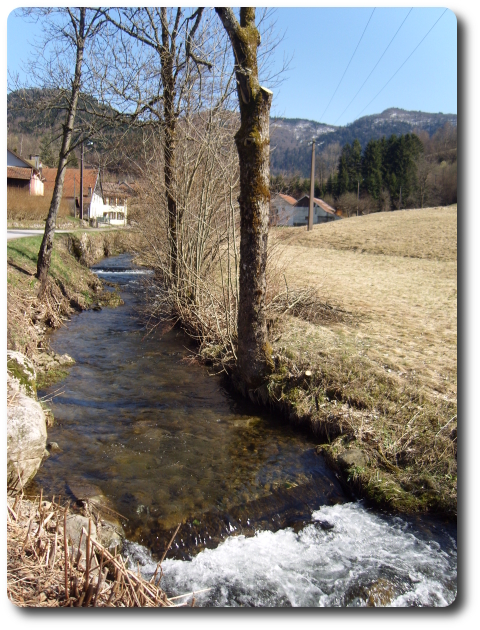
top-left (34, 255), bottom-right (345, 551)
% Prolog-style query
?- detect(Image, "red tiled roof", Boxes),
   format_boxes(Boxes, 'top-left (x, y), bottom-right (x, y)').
top-left (42, 167), bottom-right (98, 199)
top-left (277, 193), bottom-right (298, 206)
top-left (313, 197), bottom-right (337, 215)
top-left (101, 182), bottom-right (133, 197)
top-left (294, 195), bottom-right (337, 215)
top-left (7, 166), bottom-right (32, 181)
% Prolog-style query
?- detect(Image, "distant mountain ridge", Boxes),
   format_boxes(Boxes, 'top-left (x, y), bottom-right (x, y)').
top-left (7, 90), bottom-right (456, 179)
top-left (270, 108), bottom-right (457, 176)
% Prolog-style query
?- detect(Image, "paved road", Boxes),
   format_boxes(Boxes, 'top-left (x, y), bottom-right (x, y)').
top-left (7, 227), bottom-right (119, 241)
top-left (7, 229), bottom-right (49, 241)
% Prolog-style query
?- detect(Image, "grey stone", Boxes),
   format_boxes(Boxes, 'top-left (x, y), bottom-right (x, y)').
top-left (337, 448), bottom-right (367, 470)
top-left (46, 441), bottom-right (61, 453)
top-left (7, 350), bottom-right (37, 397)
top-left (7, 370), bottom-right (47, 489)
top-left (67, 480), bottom-right (125, 551)
top-left (66, 514), bottom-right (99, 572)
top-left (58, 353), bottom-right (75, 366)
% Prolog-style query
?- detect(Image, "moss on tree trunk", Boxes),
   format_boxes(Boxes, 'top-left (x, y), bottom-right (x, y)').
top-left (216, 7), bottom-right (274, 390)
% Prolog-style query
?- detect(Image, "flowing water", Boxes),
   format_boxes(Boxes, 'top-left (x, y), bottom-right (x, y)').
top-left (33, 254), bottom-right (457, 607)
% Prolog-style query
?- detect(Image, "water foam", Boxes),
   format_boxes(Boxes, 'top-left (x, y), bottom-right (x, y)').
top-left (93, 269), bottom-right (153, 275)
top-left (124, 502), bottom-right (456, 607)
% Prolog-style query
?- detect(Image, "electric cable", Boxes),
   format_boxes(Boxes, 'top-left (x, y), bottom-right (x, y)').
top-left (319, 7), bottom-right (376, 122)
top-left (357, 8), bottom-right (448, 118)
top-left (334, 8), bottom-right (413, 125)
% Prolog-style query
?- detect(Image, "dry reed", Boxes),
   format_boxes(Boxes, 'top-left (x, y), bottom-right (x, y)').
top-left (7, 494), bottom-right (197, 607)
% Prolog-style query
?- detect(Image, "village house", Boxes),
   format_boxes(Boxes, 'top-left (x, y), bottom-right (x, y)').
top-left (270, 193), bottom-right (298, 226)
top-left (42, 168), bottom-right (131, 226)
top-left (42, 166), bottom-right (101, 220)
top-left (98, 181), bottom-right (131, 226)
top-left (7, 149), bottom-right (44, 196)
top-left (270, 192), bottom-right (341, 227)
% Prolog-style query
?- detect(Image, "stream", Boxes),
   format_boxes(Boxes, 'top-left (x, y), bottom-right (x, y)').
top-left (33, 254), bottom-right (457, 607)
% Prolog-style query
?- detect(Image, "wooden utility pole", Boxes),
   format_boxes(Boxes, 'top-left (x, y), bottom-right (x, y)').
top-left (357, 180), bottom-right (360, 216)
top-left (73, 174), bottom-right (76, 218)
top-left (80, 141), bottom-right (84, 221)
top-left (399, 185), bottom-right (402, 210)
top-left (308, 140), bottom-right (315, 231)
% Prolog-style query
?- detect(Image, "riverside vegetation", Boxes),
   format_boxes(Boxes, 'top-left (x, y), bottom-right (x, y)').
top-left (7, 206), bottom-right (457, 516)
top-left (6, 206), bottom-right (456, 604)
top-left (130, 203), bottom-right (456, 517)
top-left (9, 206), bottom-right (457, 515)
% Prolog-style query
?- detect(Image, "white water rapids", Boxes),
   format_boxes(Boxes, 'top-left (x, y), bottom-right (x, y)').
top-left (124, 501), bottom-right (456, 607)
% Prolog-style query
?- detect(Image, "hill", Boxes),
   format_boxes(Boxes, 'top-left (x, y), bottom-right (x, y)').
top-left (7, 89), bottom-right (139, 175)
top-left (7, 90), bottom-right (456, 179)
top-left (270, 108), bottom-right (457, 176)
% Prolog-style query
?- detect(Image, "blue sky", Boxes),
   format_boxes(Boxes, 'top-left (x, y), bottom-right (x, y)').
top-left (267, 6), bottom-right (457, 124)
top-left (7, 6), bottom-right (457, 127)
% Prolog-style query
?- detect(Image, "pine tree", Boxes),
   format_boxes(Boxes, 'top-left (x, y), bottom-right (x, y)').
top-left (39, 134), bottom-right (57, 167)
top-left (362, 139), bottom-right (383, 199)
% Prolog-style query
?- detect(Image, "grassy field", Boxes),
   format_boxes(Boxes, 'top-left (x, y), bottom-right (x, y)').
top-left (267, 206), bottom-right (457, 515)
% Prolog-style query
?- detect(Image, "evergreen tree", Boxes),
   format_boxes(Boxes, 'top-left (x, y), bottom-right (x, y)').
top-left (348, 138), bottom-right (362, 192)
top-left (337, 152), bottom-right (350, 196)
top-left (39, 134), bottom-right (57, 167)
top-left (362, 139), bottom-right (383, 199)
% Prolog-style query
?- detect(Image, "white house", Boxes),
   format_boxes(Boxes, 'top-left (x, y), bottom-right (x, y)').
top-left (293, 195), bottom-right (341, 226)
top-left (95, 181), bottom-right (131, 226)
top-left (270, 193), bottom-right (298, 226)
top-left (270, 193), bottom-right (341, 226)
top-left (42, 167), bottom-right (131, 226)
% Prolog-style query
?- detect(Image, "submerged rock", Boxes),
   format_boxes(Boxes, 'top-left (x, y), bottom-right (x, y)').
top-left (65, 514), bottom-right (99, 572)
top-left (46, 441), bottom-right (61, 453)
top-left (67, 480), bottom-right (125, 551)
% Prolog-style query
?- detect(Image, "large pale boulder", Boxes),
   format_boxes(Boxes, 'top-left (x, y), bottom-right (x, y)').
top-left (7, 353), bottom-right (47, 489)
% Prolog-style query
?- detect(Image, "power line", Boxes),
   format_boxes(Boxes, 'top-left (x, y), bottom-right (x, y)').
top-left (334, 8), bottom-right (413, 125)
top-left (357, 8), bottom-right (448, 118)
top-left (319, 7), bottom-right (376, 122)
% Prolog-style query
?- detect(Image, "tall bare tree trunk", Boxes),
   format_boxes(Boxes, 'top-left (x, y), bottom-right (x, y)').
top-left (160, 8), bottom-right (178, 284)
top-left (36, 8), bottom-right (86, 298)
top-left (215, 7), bottom-right (273, 389)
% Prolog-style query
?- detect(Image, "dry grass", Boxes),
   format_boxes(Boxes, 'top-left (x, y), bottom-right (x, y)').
top-left (274, 205), bottom-right (457, 261)
top-left (266, 206), bottom-right (457, 515)
top-left (7, 495), bottom-right (190, 607)
top-left (270, 205), bottom-right (457, 400)
top-left (7, 187), bottom-right (72, 221)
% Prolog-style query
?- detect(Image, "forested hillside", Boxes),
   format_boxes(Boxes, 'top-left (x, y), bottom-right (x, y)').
top-left (8, 90), bottom-right (456, 184)
top-left (270, 108), bottom-right (457, 177)
top-left (271, 122), bottom-right (457, 213)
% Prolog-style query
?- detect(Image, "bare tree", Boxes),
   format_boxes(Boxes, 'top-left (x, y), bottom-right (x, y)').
top-left (9, 7), bottom-right (106, 296)
top-left (97, 7), bottom-right (220, 285)
top-left (215, 7), bottom-right (274, 390)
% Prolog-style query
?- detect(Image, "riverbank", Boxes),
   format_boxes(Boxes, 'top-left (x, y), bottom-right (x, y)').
top-left (7, 229), bottom-right (133, 386)
top-left (7, 210), bottom-right (457, 519)
top-left (7, 494), bottom-right (181, 607)
top-left (141, 206), bottom-right (457, 518)
top-left (263, 206), bottom-right (457, 517)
